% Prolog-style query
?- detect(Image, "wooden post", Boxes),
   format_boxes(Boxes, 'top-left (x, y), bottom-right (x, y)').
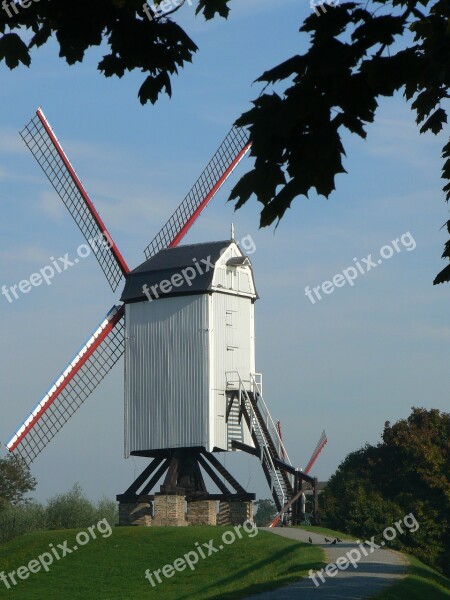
top-left (293, 469), bottom-right (300, 525)
top-left (313, 476), bottom-right (319, 524)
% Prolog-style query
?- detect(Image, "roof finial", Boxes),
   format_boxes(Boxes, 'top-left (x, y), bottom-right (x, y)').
top-left (231, 222), bottom-right (235, 241)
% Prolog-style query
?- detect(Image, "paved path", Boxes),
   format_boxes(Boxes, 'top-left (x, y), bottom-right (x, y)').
top-left (243, 528), bottom-right (408, 600)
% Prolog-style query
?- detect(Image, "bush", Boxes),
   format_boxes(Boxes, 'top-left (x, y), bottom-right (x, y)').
top-left (45, 483), bottom-right (96, 530)
top-left (45, 484), bottom-right (119, 529)
top-left (93, 497), bottom-right (118, 526)
top-left (0, 501), bottom-right (46, 544)
top-left (254, 499), bottom-right (277, 527)
top-left (0, 484), bottom-right (119, 544)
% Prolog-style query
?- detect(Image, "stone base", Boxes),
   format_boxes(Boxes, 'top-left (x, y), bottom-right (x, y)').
top-left (153, 492), bottom-right (188, 527)
top-left (186, 500), bottom-right (217, 526)
top-left (118, 501), bottom-right (152, 526)
top-left (217, 501), bottom-right (254, 526)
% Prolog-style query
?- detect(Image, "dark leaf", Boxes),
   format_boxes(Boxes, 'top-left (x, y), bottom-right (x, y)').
top-left (260, 179), bottom-right (306, 227)
top-left (138, 72), bottom-right (172, 104)
top-left (98, 54), bottom-right (126, 78)
top-left (333, 112), bottom-right (367, 138)
top-left (442, 140), bottom-right (450, 202)
top-left (441, 240), bottom-right (450, 260)
top-left (29, 25), bottom-right (52, 49)
top-left (196, 0), bottom-right (230, 19)
top-left (256, 55), bottom-right (306, 85)
top-left (433, 263), bottom-right (450, 285)
top-left (352, 15), bottom-right (405, 48)
top-left (420, 107), bottom-right (447, 134)
top-left (0, 33), bottom-right (30, 69)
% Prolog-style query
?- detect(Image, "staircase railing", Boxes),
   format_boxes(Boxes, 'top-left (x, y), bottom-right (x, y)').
top-left (249, 373), bottom-right (293, 467)
top-left (226, 371), bottom-right (288, 509)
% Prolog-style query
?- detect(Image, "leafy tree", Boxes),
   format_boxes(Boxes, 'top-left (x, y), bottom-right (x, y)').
top-left (45, 483), bottom-right (118, 529)
top-left (254, 498), bottom-right (277, 527)
top-left (94, 496), bottom-right (119, 526)
top-left (0, 452), bottom-right (36, 509)
top-left (320, 408), bottom-right (450, 576)
top-left (0, 0), bottom-right (222, 105)
top-left (229, 0), bottom-right (450, 285)
top-left (45, 483), bottom-right (97, 529)
top-left (1, 0), bottom-right (449, 280)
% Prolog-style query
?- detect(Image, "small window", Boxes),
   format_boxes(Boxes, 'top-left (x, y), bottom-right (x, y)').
top-left (226, 256), bottom-right (250, 266)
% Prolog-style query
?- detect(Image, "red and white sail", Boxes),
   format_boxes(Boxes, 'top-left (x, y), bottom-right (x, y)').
top-left (7, 306), bottom-right (124, 463)
top-left (20, 109), bottom-right (129, 291)
top-left (144, 126), bottom-right (251, 259)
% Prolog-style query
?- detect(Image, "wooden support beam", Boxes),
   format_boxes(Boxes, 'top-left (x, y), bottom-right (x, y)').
top-left (120, 457), bottom-right (164, 497)
top-left (231, 440), bottom-right (259, 457)
top-left (141, 459), bottom-right (171, 494)
top-left (314, 476), bottom-right (319, 522)
top-left (197, 454), bottom-right (231, 495)
top-left (202, 451), bottom-right (247, 495)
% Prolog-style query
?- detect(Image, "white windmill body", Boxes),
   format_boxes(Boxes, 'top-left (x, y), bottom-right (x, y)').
top-left (122, 240), bottom-right (257, 456)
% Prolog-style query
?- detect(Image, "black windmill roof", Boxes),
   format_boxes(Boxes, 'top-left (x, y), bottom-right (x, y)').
top-left (121, 240), bottom-right (235, 304)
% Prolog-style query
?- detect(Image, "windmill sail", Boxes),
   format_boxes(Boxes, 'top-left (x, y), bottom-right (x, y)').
top-left (20, 109), bottom-right (129, 291)
top-left (304, 430), bottom-right (328, 474)
top-left (143, 126), bottom-right (251, 258)
top-left (7, 306), bottom-right (125, 463)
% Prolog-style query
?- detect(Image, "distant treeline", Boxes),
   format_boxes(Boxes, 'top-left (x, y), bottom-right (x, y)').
top-left (0, 483), bottom-right (118, 544)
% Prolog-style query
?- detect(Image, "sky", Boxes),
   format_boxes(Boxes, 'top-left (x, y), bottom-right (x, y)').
top-left (0, 0), bottom-right (449, 505)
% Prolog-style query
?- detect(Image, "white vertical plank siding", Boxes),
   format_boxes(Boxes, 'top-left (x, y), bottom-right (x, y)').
top-left (125, 295), bottom-right (209, 453)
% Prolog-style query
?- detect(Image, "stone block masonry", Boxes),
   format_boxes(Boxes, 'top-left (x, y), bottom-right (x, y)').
top-left (153, 492), bottom-right (188, 527)
top-left (218, 501), bottom-right (253, 526)
top-left (118, 500), bottom-right (152, 527)
top-left (186, 500), bottom-right (217, 526)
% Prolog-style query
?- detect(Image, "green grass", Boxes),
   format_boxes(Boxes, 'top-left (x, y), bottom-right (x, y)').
top-left (0, 526), bottom-right (324, 599)
top-left (374, 554), bottom-right (450, 600)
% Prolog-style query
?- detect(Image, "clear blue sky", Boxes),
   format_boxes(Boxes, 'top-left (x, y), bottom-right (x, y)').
top-left (0, 0), bottom-right (448, 503)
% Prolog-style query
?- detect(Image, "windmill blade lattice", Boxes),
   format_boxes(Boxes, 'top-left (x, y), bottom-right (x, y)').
top-left (304, 430), bottom-right (327, 474)
top-left (7, 306), bottom-right (125, 464)
top-left (144, 126), bottom-right (250, 258)
top-left (20, 109), bottom-right (129, 291)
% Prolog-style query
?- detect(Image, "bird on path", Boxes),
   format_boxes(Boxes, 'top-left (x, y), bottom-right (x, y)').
top-left (337, 538), bottom-right (343, 542)
top-left (329, 539), bottom-right (337, 545)
top-left (324, 537), bottom-right (331, 543)
top-left (308, 537), bottom-right (313, 544)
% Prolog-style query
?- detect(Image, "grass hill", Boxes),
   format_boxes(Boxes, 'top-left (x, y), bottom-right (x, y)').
top-left (1, 524), bottom-right (449, 599)
top-left (0, 526), bottom-right (322, 599)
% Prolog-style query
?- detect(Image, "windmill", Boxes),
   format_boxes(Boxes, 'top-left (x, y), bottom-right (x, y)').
top-left (6, 108), bottom-right (317, 526)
